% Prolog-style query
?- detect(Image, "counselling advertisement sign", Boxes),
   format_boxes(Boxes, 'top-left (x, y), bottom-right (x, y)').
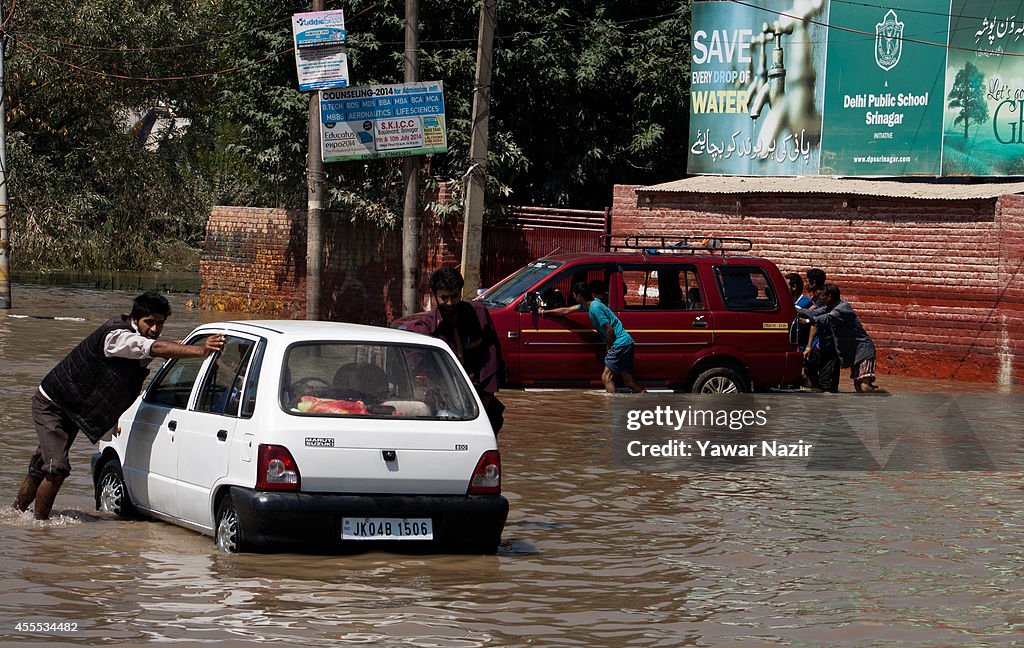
top-left (689, 0), bottom-right (1024, 177)
top-left (319, 81), bottom-right (447, 163)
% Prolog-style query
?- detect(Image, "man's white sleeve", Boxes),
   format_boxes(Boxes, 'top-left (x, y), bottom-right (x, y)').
top-left (104, 329), bottom-right (155, 359)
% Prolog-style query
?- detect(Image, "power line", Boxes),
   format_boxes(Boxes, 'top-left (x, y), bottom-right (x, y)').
top-left (726, 0), bottom-right (1024, 58)
top-left (17, 37), bottom-right (295, 81)
top-left (15, 19), bottom-right (290, 54)
top-left (9, 9), bottom-right (689, 83)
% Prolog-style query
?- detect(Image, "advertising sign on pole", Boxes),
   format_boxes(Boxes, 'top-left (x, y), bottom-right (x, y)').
top-left (292, 10), bottom-right (349, 92)
top-left (319, 81), bottom-right (447, 162)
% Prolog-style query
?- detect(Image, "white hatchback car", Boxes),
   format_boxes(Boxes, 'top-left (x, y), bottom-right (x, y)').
top-left (92, 320), bottom-right (508, 553)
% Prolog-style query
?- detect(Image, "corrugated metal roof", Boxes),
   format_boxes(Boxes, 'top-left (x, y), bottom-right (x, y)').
top-left (638, 176), bottom-right (1024, 200)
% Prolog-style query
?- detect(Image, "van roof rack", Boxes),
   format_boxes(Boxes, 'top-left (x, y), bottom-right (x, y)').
top-left (599, 235), bottom-right (753, 255)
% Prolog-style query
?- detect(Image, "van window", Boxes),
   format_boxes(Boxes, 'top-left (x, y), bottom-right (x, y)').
top-left (716, 266), bottom-right (778, 311)
top-left (622, 266), bottom-right (702, 311)
top-left (280, 342), bottom-right (479, 420)
top-left (478, 261), bottom-right (563, 307)
top-left (533, 265), bottom-right (614, 309)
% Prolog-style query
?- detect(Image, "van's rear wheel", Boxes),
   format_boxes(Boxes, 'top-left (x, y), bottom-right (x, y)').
top-left (215, 494), bottom-right (247, 553)
top-left (692, 367), bottom-right (746, 394)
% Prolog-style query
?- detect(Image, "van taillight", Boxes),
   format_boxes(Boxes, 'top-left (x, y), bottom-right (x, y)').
top-left (256, 444), bottom-right (300, 491)
top-left (468, 450), bottom-right (501, 494)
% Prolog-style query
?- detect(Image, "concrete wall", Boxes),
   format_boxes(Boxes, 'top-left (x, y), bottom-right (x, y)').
top-left (611, 184), bottom-right (1024, 383)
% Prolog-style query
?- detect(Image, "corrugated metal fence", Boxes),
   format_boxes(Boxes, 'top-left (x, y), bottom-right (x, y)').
top-left (481, 206), bottom-right (609, 287)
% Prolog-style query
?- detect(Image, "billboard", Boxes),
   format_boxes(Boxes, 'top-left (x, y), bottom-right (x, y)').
top-left (292, 10), bottom-right (350, 92)
top-left (688, 0), bottom-right (1024, 177)
top-left (319, 82), bottom-right (447, 163)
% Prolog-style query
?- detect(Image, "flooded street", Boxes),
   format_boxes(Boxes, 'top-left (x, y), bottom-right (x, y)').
top-left (1, 282), bottom-right (1023, 646)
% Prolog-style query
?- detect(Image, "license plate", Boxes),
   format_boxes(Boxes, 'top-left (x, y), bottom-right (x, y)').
top-left (342, 517), bottom-right (434, 540)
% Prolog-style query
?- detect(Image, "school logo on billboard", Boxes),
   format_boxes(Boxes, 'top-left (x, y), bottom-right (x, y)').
top-left (875, 9), bottom-right (904, 71)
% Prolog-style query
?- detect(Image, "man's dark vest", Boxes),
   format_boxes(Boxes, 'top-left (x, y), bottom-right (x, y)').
top-left (40, 315), bottom-right (150, 443)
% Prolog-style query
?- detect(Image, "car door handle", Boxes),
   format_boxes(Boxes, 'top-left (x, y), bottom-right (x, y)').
top-left (217, 429), bottom-right (228, 441)
top-left (168, 420), bottom-right (177, 431)
top-left (691, 320), bottom-right (709, 328)
top-left (508, 331), bottom-right (519, 339)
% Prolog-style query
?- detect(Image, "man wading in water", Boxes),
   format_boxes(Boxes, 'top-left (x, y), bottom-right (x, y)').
top-left (12, 291), bottom-right (225, 520)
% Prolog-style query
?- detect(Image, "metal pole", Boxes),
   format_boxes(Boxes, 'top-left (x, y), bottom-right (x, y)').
top-left (460, 0), bottom-right (497, 298)
top-left (304, 0), bottom-right (325, 320)
top-left (401, 0), bottom-right (420, 316)
top-left (0, 35), bottom-right (10, 309)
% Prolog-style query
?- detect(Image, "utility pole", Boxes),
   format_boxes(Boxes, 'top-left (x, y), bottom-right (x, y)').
top-left (0, 34), bottom-right (10, 309)
top-left (460, 0), bottom-right (497, 298)
top-left (304, 0), bottom-right (325, 319)
top-left (400, 0), bottom-right (420, 315)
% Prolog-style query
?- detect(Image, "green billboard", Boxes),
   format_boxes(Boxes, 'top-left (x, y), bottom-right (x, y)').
top-left (819, 1), bottom-right (948, 175)
top-left (943, 1), bottom-right (1024, 175)
top-left (689, 0), bottom-right (1024, 177)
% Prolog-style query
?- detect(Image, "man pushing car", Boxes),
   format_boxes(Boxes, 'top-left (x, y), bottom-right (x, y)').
top-left (12, 291), bottom-right (225, 520)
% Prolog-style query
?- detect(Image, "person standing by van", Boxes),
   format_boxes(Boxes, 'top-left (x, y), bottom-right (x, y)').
top-left (800, 283), bottom-right (881, 393)
top-left (408, 267), bottom-right (505, 432)
top-left (539, 282), bottom-right (645, 394)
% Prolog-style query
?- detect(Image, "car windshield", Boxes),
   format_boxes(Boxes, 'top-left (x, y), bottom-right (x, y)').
top-left (280, 342), bottom-right (479, 420)
top-left (476, 260), bottom-right (563, 307)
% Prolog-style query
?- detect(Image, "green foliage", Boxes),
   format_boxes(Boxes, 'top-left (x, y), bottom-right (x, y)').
top-left (947, 61), bottom-right (988, 141)
top-left (6, 0), bottom-right (694, 270)
top-left (7, 0), bottom-right (220, 270)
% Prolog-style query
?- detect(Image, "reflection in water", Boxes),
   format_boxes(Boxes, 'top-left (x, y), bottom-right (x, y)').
top-left (1, 283), bottom-right (1022, 645)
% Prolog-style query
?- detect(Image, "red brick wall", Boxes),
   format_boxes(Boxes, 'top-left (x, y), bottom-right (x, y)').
top-left (612, 184), bottom-right (1022, 384)
top-left (199, 207), bottom-right (307, 318)
top-left (200, 206), bottom-right (462, 324)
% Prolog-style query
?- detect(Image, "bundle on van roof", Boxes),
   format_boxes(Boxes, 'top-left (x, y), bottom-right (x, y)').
top-left (599, 235), bottom-right (753, 255)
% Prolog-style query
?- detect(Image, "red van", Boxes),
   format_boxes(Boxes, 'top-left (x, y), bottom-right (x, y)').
top-left (401, 236), bottom-right (803, 393)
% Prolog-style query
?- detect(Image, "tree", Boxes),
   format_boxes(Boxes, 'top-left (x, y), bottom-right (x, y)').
top-left (6, 0), bottom-right (223, 269)
top-left (6, 0), bottom-right (695, 269)
top-left (947, 61), bottom-right (988, 142)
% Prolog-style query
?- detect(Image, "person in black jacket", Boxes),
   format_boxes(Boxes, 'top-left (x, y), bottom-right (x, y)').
top-left (799, 284), bottom-right (881, 393)
top-left (12, 291), bottom-right (225, 520)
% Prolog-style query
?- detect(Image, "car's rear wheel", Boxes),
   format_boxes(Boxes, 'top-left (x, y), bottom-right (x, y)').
top-left (96, 460), bottom-right (137, 518)
top-left (215, 494), bottom-right (247, 553)
top-left (692, 367), bottom-right (746, 394)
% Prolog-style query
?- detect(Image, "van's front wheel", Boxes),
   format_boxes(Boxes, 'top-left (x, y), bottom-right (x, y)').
top-left (692, 367), bottom-right (746, 394)
top-left (96, 460), bottom-right (137, 518)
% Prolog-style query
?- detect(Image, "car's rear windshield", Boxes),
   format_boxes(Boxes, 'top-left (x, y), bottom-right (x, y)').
top-left (281, 342), bottom-right (479, 420)
top-left (476, 260), bottom-right (563, 307)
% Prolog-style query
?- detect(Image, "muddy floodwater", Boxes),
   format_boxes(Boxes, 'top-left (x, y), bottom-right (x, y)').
top-left (1, 282), bottom-right (1023, 646)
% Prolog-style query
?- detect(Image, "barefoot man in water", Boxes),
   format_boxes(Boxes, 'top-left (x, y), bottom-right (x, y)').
top-left (12, 291), bottom-right (225, 520)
